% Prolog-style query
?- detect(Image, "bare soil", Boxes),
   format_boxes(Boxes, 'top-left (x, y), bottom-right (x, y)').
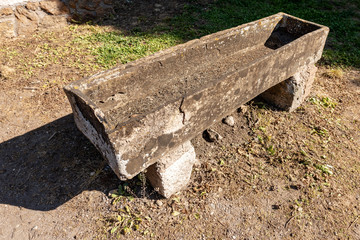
top-left (1, 1), bottom-right (360, 240)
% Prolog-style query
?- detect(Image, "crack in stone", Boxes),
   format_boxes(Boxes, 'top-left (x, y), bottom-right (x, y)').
top-left (179, 97), bottom-right (186, 125)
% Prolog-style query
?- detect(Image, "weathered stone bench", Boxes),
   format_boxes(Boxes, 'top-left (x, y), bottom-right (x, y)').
top-left (64, 12), bottom-right (329, 197)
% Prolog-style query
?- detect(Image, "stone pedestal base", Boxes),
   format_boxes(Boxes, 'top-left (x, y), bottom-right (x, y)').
top-left (260, 64), bottom-right (317, 112)
top-left (146, 141), bottom-right (197, 198)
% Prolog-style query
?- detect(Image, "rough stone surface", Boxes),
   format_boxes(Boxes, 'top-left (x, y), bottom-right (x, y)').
top-left (0, 0), bottom-right (115, 39)
top-left (15, 6), bottom-right (39, 35)
top-left (39, 0), bottom-right (69, 15)
top-left (64, 13), bottom-right (329, 182)
top-left (95, 5), bottom-right (113, 17)
top-left (203, 129), bottom-right (223, 142)
top-left (223, 115), bottom-right (235, 127)
top-left (77, 0), bottom-right (101, 11)
top-left (68, 0), bottom-right (76, 8)
top-left (146, 141), bottom-right (197, 198)
top-left (103, 0), bottom-right (113, 5)
top-left (26, 2), bottom-right (40, 11)
top-left (16, 5), bottom-right (39, 21)
top-left (260, 64), bottom-right (317, 112)
top-left (0, 19), bottom-right (15, 38)
top-left (0, 7), bottom-right (13, 16)
top-left (73, 8), bottom-right (97, 19)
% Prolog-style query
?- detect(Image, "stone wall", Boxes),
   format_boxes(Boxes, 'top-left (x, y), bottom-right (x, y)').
top-left (0, 0), bottom-right (113, 39)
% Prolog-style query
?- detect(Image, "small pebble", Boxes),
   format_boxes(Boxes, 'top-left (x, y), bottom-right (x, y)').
top-left (90, 172), bottom-right (95, 176)
top-left (223, 116), bottom-right (235, 126)
top-left (156, 200), bottom-right (163, 206)
top-left (0, 65), bottom-right (15, 79)
top-left (203, 129), bottom-right (222, 142)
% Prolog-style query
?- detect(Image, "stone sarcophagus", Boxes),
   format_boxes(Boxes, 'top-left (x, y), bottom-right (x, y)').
top-left (64, 12), bottom-right (329, 197)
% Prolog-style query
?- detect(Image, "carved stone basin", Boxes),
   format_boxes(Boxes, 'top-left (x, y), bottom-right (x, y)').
top-left (64, 12), bottom-right (329, 197)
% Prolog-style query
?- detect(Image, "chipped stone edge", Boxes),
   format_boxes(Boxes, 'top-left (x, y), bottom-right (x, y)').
top-left (146, 141), bottom-right (197, 198)
top-left (71, 100), bottom-right (131, 180)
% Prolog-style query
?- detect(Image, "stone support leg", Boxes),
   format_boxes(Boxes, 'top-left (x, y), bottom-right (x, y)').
top-left (260, 64), bottom-right (317, 112)
top-left (146, 141), bottom-right (197, 198)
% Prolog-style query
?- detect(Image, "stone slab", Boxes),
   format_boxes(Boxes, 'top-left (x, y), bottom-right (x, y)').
top-left (64, 12), bottom-right (329, 181)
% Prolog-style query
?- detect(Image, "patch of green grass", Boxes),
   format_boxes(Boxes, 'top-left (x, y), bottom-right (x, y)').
top-left (311, 126), bottom-right (328, 137)
top-left (309, 96), bottom-right (337, 109)
top-left (314, 163), bottom-right (333, 175)
top-left (106, 205), bottom-right (147, 236)
top-left (83, 31), bottom-right (181, 68)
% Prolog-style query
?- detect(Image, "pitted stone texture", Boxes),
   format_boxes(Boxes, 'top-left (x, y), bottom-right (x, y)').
top-left (16, 5), bottom-right (39, 21)
top-left (146, 141), bottom-right (197, 198)
top-left (26, 2), bottom-right (40, 11)
top-left (0, 7), bottom-right (13, 16)
top-left (15, 6), bottom-right (39, 35)
top-left (260, 64), bottom-right (317, 112)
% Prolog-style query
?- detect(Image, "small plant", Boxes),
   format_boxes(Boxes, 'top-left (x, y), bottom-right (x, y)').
top-left (107, 205), bottom-right (146, 235)
top-left (311, 126), bottom-right (328, 137)
top-left (257, 135), bottom-right (264, 144)
top-left (267, 145), bottom-right (276, 155)
top-left (109, 183), bottom-right (135, 205)
top-left (314, 164), bottom-right (333, 175)
top-left (218, 158), bottom-right (225, 166)
top-left (258, 126), bottom-right (266, 132)
top-left (309, 96), bottom-right (337, 109)
top-left (253, 101), bottom-right (268, 109)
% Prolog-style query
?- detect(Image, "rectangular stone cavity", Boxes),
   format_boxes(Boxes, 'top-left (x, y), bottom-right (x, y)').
top-left (64, 12), bottom-right (329, 180)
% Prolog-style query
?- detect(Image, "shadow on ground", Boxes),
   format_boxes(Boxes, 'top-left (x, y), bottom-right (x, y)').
top-left (0, 115), bottom-right (122, 211)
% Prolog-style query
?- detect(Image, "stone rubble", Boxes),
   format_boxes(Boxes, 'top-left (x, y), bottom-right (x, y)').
top-left (204, 129), bottom-right (223, 142)
top-left (0, 0), bottom-right (114, 39)
top-left (223, 115), bottom-right (235, 127)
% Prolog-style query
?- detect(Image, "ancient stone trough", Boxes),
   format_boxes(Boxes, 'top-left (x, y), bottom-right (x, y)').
top-left (64, 13), bottom-right (329, 197)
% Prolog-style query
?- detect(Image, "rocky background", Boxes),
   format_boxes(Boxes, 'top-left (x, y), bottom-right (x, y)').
top-left (0, 0), bottom-right (114, 38)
